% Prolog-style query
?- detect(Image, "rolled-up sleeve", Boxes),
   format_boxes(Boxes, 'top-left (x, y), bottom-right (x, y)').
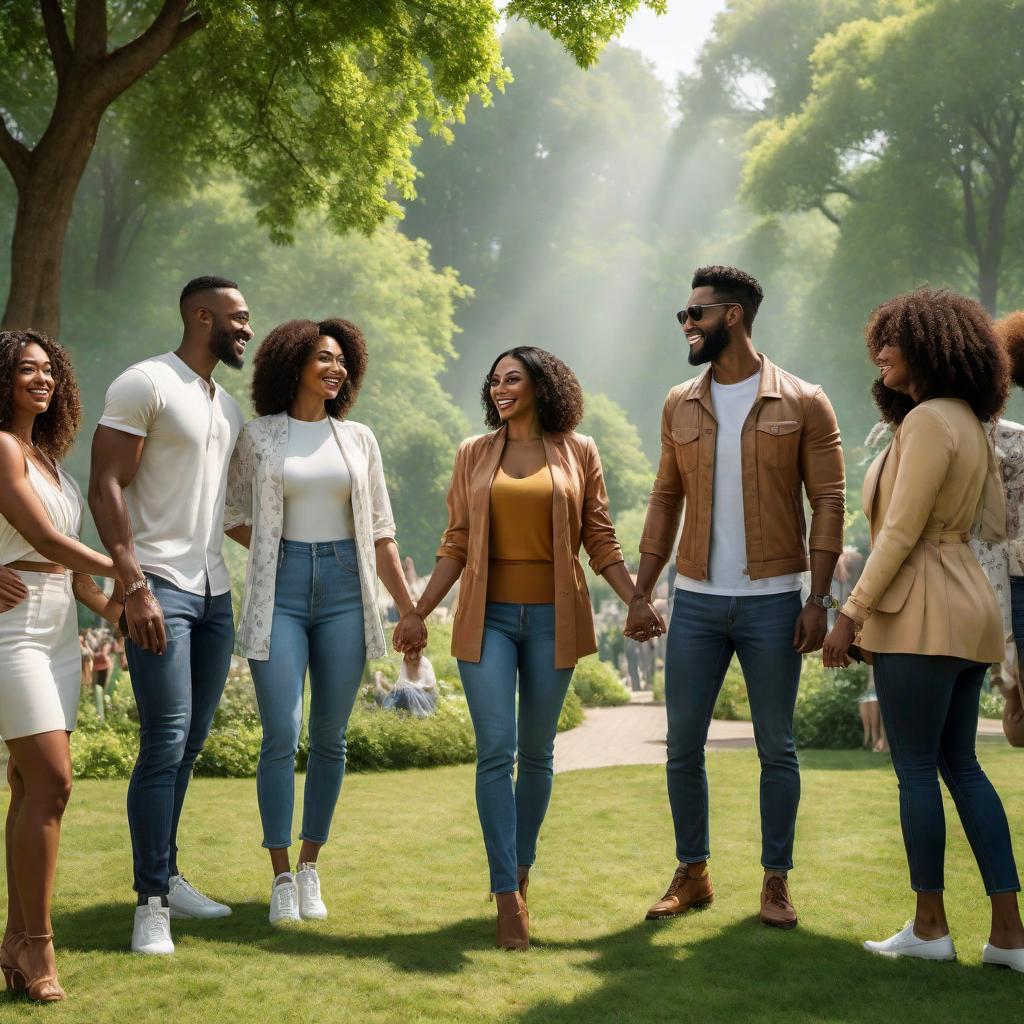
top-left (581, 437), bottom-right (625, 574)
top-left (841, 406), bottom-right (953, 626)
top-left (223, 426), bottom-right (253, 531)
top-left (801, 387), bottom-right (846, 555)
top-left (366, 430), bottom-right (397, 543)
top-left (639, 394), bottom-right (685, 560)
top-left (436, 440), bottom-right (471, 566)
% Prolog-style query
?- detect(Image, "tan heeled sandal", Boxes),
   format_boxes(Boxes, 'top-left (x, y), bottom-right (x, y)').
top-left (8, 933), bottom-right (66, 1002)
top-left (1, 932), bottom-right (22, 992)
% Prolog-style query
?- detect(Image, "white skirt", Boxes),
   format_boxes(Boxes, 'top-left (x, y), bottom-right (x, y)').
top-left (0, 570), bottom-right (80, 741)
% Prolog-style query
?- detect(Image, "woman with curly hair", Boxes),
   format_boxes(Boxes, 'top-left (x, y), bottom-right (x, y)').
top-left (0, 330), bottom-right (123, 1001)
top-left (822, 288), bottom-right (1024, 970)
top-left (393, 346), bottom-right (635, 950)
top-left (224, 318), bottom-right (424, 925)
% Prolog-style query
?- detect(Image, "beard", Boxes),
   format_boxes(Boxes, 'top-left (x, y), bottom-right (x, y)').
top-left (210, 322), bottom-right (245, 370)
top-left (687, 319), bottom-right (731, 366)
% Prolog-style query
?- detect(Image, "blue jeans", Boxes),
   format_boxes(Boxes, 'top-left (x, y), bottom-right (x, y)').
top-left (665, 589), bottom-right (803, 871)
top-left (873, 653), bottom-right (1020, 895)
top-left (249, 540), bottom-right (366, 849)
top-left (1011, 576), bottom-right (1024, 668)
top-left (125, 575), bottom-right (234, 898)
top-left (457, 602), bottom-right (574, 894)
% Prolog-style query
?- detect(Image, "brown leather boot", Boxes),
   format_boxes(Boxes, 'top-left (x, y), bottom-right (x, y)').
top-left (645, 864), bottom-right (714, 920)
top-left (759, 873), bottom-right (798, 929)
top-left (517, 866), bottom-right (530, 904)
top-left (495, 891), bottom-right (529, 950)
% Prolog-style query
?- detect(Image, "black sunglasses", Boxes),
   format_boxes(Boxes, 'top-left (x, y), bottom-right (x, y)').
top-left (675, 302), bottom-right (740, 324)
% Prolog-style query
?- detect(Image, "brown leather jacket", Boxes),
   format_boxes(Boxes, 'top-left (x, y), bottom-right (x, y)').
top-left (639, 355), bottom-right (845, 581)
top-left (437, 426), bottom-right (624, 669)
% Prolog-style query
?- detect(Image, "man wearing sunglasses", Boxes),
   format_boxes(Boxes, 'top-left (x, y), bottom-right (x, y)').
top-left (625, 265), bottom-right (845, 930)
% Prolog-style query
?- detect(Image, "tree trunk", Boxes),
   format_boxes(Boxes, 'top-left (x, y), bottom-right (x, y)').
top-left (93, 149), bottom-right (146, 292)
top-left (2, 110), bottom-right (102, 339)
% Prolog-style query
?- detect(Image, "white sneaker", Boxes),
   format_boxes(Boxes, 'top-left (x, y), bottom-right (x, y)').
top-left (132, 897), bottom-right (175, 955)
top-left (167, 873), bottom-right (232, 919)
top-left (296, 862), bottom-right (328, 920)
top-left (863, 921), bottom-right (956, 961)
top-left (983, 943), bottom-right (1024, 971)
top-left (269, 875), bottom-right (301, 925)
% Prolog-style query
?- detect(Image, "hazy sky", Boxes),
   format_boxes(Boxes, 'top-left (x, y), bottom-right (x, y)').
top-left (618, 0), bottom-right (729, 84)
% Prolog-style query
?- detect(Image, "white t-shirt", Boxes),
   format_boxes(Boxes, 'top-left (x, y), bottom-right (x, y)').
top-left (99, 351), bottom-right (243, 596)
top-left (282, 417), bottom-right (355, 542)
top-left (676, 370), bottom-right (802, 598)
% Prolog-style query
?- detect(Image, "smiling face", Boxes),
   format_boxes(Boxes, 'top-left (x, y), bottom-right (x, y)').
top-left (681, 286), bottom-right (738, 367)
top-left (204, 289), bottom-right (253, 369)
top-left (489, 356), bottom-right (538, 424)
top-left (874, 342), bottom-right (914, 395)
top-left (11, 341), bottom-right (55, 418)
top-left (296, 334), bottom-right (347, 408)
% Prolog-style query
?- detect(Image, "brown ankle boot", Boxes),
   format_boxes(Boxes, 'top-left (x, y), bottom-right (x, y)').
top-left (646, 864), bottom-right (714, 920)
top-left (495, 891), bottom-right (529, 950)
top-left (759, 873), bottom-right (798, 930)
top-left (517, 867), bottom-right (530, 905)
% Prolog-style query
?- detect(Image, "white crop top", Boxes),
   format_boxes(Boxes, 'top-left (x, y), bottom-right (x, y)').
top-left (0, 458), bottom-right (83, 566)
top-left (282, 417), bottom-right (355, 542)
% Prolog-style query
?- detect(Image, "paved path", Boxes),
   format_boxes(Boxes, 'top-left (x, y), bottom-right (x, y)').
top-left (553, 692), bottom-right (1009, 774)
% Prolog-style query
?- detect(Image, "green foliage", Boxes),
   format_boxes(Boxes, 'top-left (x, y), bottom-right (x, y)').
top-left (343, 701), bottom-right (477, 772)
top-left (557, 684), bottom-right (585, 731)
top-left (571, 655), bottom-right (631, 707)
top-left (71, 729), bottom-right (137, 781)
top-left (195, 724), bottom-right (265, 778)
top-left (980, 684), bottom-right (1006, 721)
top-left (714, 661), bottom-right (753, 722)
top-left (792, 658), bottom-right (868, 749)
top-left (580, 394), bottom-right (653, 517)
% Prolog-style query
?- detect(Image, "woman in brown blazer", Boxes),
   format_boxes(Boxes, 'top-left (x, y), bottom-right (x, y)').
top-left (393, 347), bottom-right (640, 950)
top-left (823, 288), bottom-right (1024, 970)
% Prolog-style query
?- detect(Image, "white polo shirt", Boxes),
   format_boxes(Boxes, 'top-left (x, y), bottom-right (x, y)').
top-left (99, 351), bottom-right (244, 596)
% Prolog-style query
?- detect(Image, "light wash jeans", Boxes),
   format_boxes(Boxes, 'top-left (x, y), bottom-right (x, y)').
top-left (126, 575), bottom-right (234, 898)
top-left (249, 539), bottom-right (366, 849)
top-left (457, 602), bottom-right (574, 894)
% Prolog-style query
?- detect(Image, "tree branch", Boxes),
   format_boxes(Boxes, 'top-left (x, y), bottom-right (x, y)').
top-left (956, 158), bottom-right (982, 258)
top-left (39, 0), bottom-right (73, 82)
top-left (74, 0), bottom-right (108, 62)
top-left (814, 200), bottom-right (841, 228)
top-left (0, 113), bottom-right (31, 189)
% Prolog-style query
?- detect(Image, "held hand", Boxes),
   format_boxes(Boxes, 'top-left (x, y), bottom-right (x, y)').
top-left (624, 596), bottom-right (665, 643)
top-left (124, 586), bottom-right (167, 655)
top-left (793, 603), bottom-right (828, 654)
top-left (392, 610), bottom-right (427, 655)
top-left (0, 565), bottom-right (28, 612)
top-left (822, 613), bottom-right (857, 669)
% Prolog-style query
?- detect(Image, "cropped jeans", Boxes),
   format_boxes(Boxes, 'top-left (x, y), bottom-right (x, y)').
top-left (873, 652), bottom-right (1020, 895)
top-left (457, 602), bottom-right (574, 894)
top-left (664, 589), bottom-right (803, 871)
top-left (126, 574), bottom-right (234, 899)
top-left (249, 540), bottom-right (366, 849)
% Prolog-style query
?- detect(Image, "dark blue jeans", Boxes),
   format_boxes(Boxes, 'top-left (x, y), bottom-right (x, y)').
top-left (1011, 575), bottom-right (1024, 668)
top-left (457, 603), bottom-right (574, 894)
top-left (665, 590), bottom-right (803, 871)
top-left (125, 575), bottom-right (234, 898)
top-left (873, 653), bottom-right (1020, 895)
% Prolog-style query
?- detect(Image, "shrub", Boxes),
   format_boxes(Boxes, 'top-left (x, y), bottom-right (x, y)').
top-left (71, 729), bottom-right (137, 780)
top-left (557, 685), bottom-right (584, 732)
top-left (194, 723), bottom-right (265, 777)
top-left (714, 661), bottom-right (751, 721)
top-left (571, 656), bottom-right (630, 706)
top-left (792, 658), bottom-right (868, 749)
top-left (344, 700), bottom-right (476, 772)
top-left (979, 681), bottom-right (1005, 720)
top-left (651, 670), bottom-right (664, 703)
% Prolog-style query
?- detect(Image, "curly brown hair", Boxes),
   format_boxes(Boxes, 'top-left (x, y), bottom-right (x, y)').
top-left (0, 329), bottom-right (82, 461)
top-left (867, 287), bottom-right (1009, 425)
top-left (251, 318), bottom-right (368, 418)
top-left (994, 311), bottom-right (1024, 390)
top-left (480, 347), bottom-right (584, 433)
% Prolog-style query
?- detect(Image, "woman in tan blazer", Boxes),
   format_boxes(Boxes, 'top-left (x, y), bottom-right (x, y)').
top-left (823, 288), bottom-right (1024, 971)
top-left (393, 346), bottom-right (639, 950)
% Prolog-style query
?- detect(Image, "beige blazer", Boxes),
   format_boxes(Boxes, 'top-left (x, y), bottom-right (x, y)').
top-left (841, 398), bottom-right (1005, 662)
top-left (437, 426), bottom-right (624, 669)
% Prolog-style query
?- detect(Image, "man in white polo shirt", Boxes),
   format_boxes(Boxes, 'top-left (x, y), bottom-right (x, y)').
top-left (89, 276), bottom-right (251, 955)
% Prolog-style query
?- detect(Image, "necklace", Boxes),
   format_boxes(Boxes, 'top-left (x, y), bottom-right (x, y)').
top-left (6, 431), bottom-right (60, 487)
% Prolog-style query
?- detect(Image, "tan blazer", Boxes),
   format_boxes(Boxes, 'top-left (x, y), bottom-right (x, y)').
top-left (437, 426), bottom-right (624, 669)
top-left (842, 398), bottom-right (1005, 662)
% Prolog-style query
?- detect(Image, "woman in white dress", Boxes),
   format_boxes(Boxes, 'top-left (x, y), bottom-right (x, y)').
top-left (0, 330), bottom-right (123, 1002)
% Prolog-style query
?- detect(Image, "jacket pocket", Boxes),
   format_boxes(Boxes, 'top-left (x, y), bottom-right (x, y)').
top-left (876, 564), bottom-right (917, 614)
top-left (670, 426), bottom-right (701, 474)
top-left (756, 420), bottom-right (800, 469)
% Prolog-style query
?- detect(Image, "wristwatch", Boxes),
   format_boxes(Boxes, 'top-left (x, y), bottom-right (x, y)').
top-left (806, 593), bottom-right (838, 610)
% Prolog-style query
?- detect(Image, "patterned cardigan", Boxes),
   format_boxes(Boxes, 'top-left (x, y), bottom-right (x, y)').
top-left (224, 413), bottom-right (396, 661)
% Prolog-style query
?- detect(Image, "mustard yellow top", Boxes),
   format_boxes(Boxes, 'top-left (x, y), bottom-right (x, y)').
top-left (487, 465), bottom-right (555, 603)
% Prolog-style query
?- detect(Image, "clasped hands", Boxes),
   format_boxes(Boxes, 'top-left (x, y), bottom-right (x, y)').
top-left (392, 608), bottom-right (428, 660)
top-left (624, 594), bottom-right (666, 643)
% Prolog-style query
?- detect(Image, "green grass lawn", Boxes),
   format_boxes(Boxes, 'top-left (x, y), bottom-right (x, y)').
top-left (2, 746), bottom-right (1023, 1023)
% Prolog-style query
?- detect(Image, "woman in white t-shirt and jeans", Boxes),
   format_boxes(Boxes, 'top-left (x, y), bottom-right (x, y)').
top-left (224, 318), bottom-right (426, 924)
